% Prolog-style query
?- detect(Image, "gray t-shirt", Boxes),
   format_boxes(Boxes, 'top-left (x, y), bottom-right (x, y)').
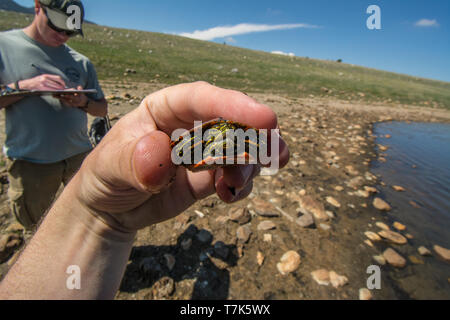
top-left (0, 29), bottom-right (104, 164)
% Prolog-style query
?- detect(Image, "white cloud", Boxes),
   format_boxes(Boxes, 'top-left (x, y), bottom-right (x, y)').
top-left (271, 51), bottom-right (295, 57)
top-left (179, 23), bottom-right (319, 41)
top-left (415, 19), bottom-right (439, 27)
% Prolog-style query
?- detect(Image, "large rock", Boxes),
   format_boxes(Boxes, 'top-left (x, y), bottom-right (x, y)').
top-left (383, 248), bottom-right (406, 268)
top-left (373, 198), bottom-right (392, 211)
top-left (378, 230), bottom-right (408, 245)
top-left (277, 251), bottom-right (301, 275)
top-left (296, 213), bottom-right (315, 228)
top-left (433, 245), bottom-right (450, 263)
top-left (298, 195), bottom-right (329, 222)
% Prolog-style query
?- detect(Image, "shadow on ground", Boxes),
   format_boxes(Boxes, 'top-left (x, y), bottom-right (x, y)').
top-left (119, 224), bottom-right (238, 300)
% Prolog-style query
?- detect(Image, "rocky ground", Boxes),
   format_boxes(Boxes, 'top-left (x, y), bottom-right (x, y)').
top-left (1, 81), bottom-right (450, 300)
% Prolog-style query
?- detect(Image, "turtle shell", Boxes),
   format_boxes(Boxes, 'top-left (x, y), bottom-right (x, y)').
top-left (171, 118), bottom-right (265, 172)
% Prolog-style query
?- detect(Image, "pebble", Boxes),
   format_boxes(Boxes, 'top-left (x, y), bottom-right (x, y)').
top-left (383, 248), bottom-right (406, 268)
top-left (228, 207), bottom-right (251, 225)
top-left (298, 195), bottom-right (329, 221)
top-left (345, 165), bottom-right (359, 176)
top-left (180, 238), bottom-right (192, 251)
top-left (164, 254), bottom-right (176, 271)
top-left (373, 198), bottom-right (391, 211)
top-left (335, 186), bottom-right (344, 192)
top-left (252, 199), bottom-right (280, 217)
top-left (418, 246), bottom-right (432, 256)
top-left (372, 255), bottom-right (386, 265)
top-left (319, 223), bottom-right (331, 231)
top-left (392, 185), bottom-right (405, 192)
top-left (195, 210), bottom-right (205, 218)
top-left (375, 222), bottom-right (390, 231)
top-left (393, 222), bottom-right (406, 231)
top-left (277, 251), bottom-right (301, 275)
top-left (257, 251), bottom-right (265, 266)
top-left (326, 196), bottom-right (341, 208)
top-left (152, 277), bottom-right (175, 299)
top-left (365, 231), bottom-right (382, 242)
top-left (311, 269), bottom-right (330, 286)
top-left (378, 230), bottom-right (408, 245)
top-left (329, 271), bottom-right (348, 288)
top-left (355, 190), bottom-right (370, 198)
top-left (296, 213), bottom-right (315, 228)
top-left (236, 225), bottom-right (252, 243)
top-left (257, 221), bottom-right (276, 231)
top-left (196, 230), bottom-right (213, 244)
top-left (433, 245), bottom-right (450, 263)
top-left (347, 176), bottom-right (365, 189)
top-left (359, 288), bottom-right (373, 300)
top-left (364, 186), bottom-right (378, 194)
top-left (263, 234), bottom-right (272, 243)
top-left (408, 255), bottom-right (424, 265)
top-left (213, 241), bottom-right (230, 259)
top-left (140, 257), bottom-right (162, 275)
top-left (364, 240), bottom-right (374, 248)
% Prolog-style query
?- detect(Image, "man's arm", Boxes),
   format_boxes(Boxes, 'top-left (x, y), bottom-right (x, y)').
top-left (0, 75), bottom-right (67, 109)
top-left (0, 175), bottom-right (135, 300)
top-left (83, 97), bottom-right (108, 117)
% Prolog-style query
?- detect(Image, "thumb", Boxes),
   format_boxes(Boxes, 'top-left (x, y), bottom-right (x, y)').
top-left (132, 130), bottom-right (177, 193)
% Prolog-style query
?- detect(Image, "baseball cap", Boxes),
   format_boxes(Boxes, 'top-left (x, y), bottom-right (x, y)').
top-left (39, 0), bottom-right (85, 36)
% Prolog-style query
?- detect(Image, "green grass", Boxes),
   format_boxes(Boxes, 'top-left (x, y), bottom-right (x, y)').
top-left (1, 11), bottom-right (450, 109)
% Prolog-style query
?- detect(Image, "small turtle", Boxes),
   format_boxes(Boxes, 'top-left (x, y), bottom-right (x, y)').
top-left (171, 118), bottom-right (266, 172)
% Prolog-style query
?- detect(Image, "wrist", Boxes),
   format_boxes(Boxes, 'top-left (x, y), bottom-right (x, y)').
top-left (80, 97), bottom-right (90, 110)
top-left (60, 174), bottom-right (137, 243)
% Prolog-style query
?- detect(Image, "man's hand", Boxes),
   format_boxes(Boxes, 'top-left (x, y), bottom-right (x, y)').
top-left (18, 74), bottom-right (66, 91)
top-left (73, 82), bottom-right (290, 235)
top-left (55, 85), bottom-right (89, 108)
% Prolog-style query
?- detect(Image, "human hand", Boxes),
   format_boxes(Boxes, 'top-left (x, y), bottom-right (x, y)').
top-left (71, 82), bottom-right (290, 235)
top-left (55, 85), bottom-right (89, 108)
top-left (18, 74), bottom-right (66, 91)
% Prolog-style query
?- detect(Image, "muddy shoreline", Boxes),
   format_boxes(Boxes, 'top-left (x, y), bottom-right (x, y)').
top-left (1, 81), bottom-right (449, 300)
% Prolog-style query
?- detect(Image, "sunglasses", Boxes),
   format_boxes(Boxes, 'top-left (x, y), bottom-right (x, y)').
top-left (43, 7), bottom-right (79, 37)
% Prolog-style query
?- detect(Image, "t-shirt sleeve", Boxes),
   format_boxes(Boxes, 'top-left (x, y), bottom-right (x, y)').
top-left (85, 60), bottom-right (104, 101)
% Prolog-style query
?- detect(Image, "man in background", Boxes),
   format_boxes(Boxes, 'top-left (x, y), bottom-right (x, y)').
top-left (0, 0), bottom-right (107, 230)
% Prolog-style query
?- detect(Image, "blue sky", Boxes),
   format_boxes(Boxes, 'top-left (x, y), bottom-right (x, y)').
top-left (16, 0), bottom-right (450, 82)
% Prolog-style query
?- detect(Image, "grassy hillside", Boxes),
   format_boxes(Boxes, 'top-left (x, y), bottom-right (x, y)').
top-left (1, 11), bottom-right (449, 109)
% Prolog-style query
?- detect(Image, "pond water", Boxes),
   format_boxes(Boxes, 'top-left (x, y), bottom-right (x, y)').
top-left (372, 121), bottom-right (450, 298)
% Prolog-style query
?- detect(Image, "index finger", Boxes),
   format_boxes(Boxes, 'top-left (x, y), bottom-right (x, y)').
top-left (146, 82), bottom-right (278, 134)
top-left (44, 74), bottom-right (67, 88)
